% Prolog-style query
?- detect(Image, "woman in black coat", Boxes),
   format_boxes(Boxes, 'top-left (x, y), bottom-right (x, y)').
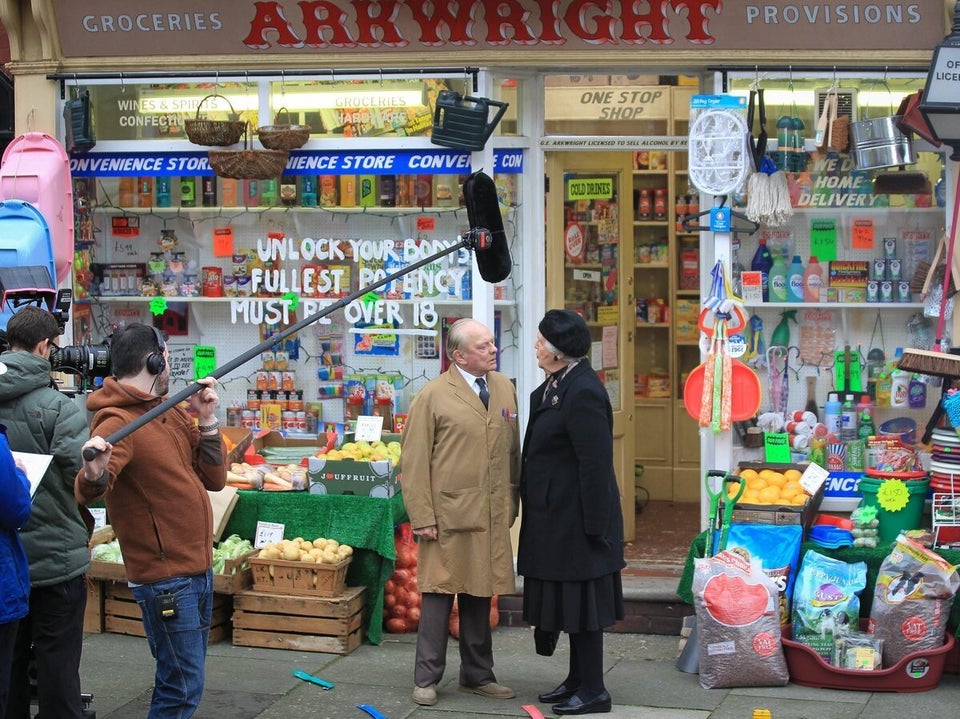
top-left (518, 309), bottom-right (625, 715)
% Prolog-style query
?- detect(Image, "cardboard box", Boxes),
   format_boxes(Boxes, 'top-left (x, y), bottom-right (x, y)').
top-left (223, 427), bottom-right (253, 465)
top-left (307, 456), bottom-right (399, 498)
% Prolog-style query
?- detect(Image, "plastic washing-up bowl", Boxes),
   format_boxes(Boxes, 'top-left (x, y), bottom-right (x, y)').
top-left (877, 417), bottom-right (917, 446)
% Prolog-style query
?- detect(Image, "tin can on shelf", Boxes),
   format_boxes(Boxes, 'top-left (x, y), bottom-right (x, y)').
top-left (202, 266), bottom-right (223, 297)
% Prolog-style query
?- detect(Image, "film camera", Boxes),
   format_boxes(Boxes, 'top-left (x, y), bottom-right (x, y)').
top-left (0, 280), bottom-right (111, 392)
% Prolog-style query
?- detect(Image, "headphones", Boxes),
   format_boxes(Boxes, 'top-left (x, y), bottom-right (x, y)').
top-left (145, 325), bottom-right (166, 375)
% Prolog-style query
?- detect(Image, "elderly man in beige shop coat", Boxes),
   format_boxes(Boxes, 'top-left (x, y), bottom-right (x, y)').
top-left (401, 318), bottom-right (521, 707)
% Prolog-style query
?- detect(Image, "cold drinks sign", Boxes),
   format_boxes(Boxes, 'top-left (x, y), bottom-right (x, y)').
top-left (50, 1), bottom-right (941, 57)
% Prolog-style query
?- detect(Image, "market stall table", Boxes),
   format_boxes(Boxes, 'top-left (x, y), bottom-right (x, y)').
top-left (223, 490), bottom-right (408, 645)
top-left (678, 531), bottom-right (960, 634)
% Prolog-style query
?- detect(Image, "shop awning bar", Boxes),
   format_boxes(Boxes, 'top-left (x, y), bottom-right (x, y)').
top-left (708, 65), bottom-right (928, 74)
top-left (46, 66), bottom-right (480, 97)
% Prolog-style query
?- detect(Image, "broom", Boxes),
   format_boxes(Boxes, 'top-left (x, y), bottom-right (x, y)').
top-left (898, 162), bottom-right (960, 441)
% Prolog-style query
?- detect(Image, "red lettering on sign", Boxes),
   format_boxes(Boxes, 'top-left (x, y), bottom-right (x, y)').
top-left (300, 1), bottom-right (356, 47)
top-left (405, 0), bottom-right (475, 45)
top-left (354, 1), bottom-right (407, 46)
top-left (244, 0), bottom-right (721, 50)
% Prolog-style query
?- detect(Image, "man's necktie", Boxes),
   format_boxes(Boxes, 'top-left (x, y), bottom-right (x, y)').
top-left (476, 377), bottom-right (489, 409)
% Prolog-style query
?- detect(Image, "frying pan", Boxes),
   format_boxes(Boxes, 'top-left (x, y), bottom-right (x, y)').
top-left (683, 357), bottom-right (761, 422)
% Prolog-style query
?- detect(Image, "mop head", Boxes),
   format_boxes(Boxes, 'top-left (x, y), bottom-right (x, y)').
top-left (746, 170), bottom-right (794, 227)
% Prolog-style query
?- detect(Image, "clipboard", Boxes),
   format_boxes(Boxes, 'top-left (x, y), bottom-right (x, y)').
top-left (208, 486), bottom-right (239, 542)
top-left (12, 451), bottom-right (53, 499)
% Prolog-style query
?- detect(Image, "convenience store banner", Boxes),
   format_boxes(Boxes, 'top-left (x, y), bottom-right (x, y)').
top-left (51, 1), bottom-right (943, 57)
top-left (68, 148), bottom-right (523, 178)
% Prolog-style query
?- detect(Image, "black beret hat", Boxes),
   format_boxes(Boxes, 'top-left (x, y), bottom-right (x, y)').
top-left (539, 309), bottom-right (591, 358)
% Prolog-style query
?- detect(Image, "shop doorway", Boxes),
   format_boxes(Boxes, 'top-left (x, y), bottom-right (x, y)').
top-left (545, 151), bottom-right (636, 535)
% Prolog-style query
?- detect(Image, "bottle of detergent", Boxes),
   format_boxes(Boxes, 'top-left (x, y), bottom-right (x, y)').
top-left (768, 250), bottom-right (789, 302)
top-left (787, 255), bottom-right (805, 302)
top-left (824, 392), bottom-right (842, 436)
top-left (751, 237), bottom-right (774, 302)
top-left (803, 256), bottom-right (825, 302)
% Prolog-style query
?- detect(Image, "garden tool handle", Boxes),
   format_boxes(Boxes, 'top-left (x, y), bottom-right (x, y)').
top-left (703, 469), bottom-right (729, 556)
top-left (718, 476), bottom-right (746, 551)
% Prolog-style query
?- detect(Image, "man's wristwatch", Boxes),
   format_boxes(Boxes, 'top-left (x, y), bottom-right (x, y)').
top-left (198, 420), bottom-right (220, 433)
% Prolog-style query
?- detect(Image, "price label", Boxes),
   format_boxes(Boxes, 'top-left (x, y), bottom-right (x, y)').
top-left (90, 507), bottom-right (107, 530)
top-left (193, 345), bottom-right (216, 380)
top-left (213, 226), bottom-right (234, 257)
top-left (111, 215), bottom-right (140, 237)
top-left (254, 521), bottom-right (285, 548)
top-left (852, 219), bottom-right (874, 250)
top-left (416, 216), bottom-right (436, 232)
top-left (354, 415), bottom-right (384, 442)
top-left (810, 218), bottom-right (837, 262)
top-left (764, 432), bottom-right (792, 463)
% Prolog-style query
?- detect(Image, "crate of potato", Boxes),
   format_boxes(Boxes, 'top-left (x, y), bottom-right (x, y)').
top-left (723, 463), bottom-right (825, 534)
top-left (249, 537), bottom-right (354, 597)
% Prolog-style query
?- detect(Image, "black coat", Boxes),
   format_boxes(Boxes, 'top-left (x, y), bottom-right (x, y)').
top-left (517, 361), bottom-right (625, 582)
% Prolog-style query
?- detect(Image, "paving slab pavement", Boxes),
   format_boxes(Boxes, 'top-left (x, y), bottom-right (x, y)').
top-left (74, 627), bottom-right (960, 719)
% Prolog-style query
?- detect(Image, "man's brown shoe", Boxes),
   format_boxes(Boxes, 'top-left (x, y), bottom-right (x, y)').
top-left (412, 684), bottom-right (437, 706)
top-left (459, 682), bottom-right (516, 699)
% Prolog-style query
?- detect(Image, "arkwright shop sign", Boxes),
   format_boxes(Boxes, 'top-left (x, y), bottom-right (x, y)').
top-left (51, 1), bottom-right (941, 58)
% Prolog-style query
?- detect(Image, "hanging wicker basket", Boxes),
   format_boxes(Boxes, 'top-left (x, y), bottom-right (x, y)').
top-left (209, 124), bottom-right (289, 180)
top-left (258, 107), bottom-right (311, 151)
top-left (184, 94), bottom-right (246, 147)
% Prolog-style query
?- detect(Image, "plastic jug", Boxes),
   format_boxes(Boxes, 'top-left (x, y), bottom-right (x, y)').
top-left (787, 255), bottom-right (805, 302)
top-left (803, 256), bottom-right (824, 302)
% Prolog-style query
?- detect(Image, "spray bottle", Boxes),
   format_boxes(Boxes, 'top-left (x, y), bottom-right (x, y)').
top-left (770, 310), bottom-right (798, 348)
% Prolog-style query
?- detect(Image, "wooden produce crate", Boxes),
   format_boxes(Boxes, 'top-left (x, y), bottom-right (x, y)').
top-left (87, 560), bottom-right (128, 582)
top-left (84, 578), bottom-right (104, 634)
top-left (232, 585), bottom-right (365, 655)
top-left (212, 549), bottom-right (258, 594)
top-left (103, 583), bottom-right (233, 643)
top-left (249, 555), bottom-right (351, 597)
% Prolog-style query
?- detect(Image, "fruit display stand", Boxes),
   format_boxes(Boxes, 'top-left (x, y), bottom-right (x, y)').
top-left (222, 490), bottom-right (407, 644)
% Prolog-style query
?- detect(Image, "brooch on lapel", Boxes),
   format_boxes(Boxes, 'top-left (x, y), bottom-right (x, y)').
top-left (551, 396), bottom-right (559, 406)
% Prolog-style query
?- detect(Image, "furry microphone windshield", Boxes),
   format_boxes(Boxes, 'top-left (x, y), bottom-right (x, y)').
top-left (463, 170), bottom-right (512, 283)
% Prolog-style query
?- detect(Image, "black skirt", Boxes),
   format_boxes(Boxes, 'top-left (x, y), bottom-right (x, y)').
top-left (523, 572), bottom-right (624, 634)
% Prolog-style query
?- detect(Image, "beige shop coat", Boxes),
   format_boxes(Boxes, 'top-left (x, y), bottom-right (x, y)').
top-left (400, 366), bottom-right (520, 596)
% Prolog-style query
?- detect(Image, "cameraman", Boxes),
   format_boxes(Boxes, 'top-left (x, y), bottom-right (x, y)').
top-left (76, 323), bottom-right (226, 718)
top-left (0, 306), bottom-right (90, 719)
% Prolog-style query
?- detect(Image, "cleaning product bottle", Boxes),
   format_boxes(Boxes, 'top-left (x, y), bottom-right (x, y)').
top-left (787, 255), bottom-right (805, 302)
top-left (770, 310), bottom-right (798, 348)
top-left (768, 249), bottom-right (789, 302)
top-left (908, 374), bottom-right (927, 409)
top-left (824, 392), bottom-right (842, 436)
top-left (875, 369), bottom-right (892, 408)
top-left (841, 394), bottom-right (858, 442)
top-left (803, 256), bottom-right (825, 303)
top-left (751, 237), bottom-right (774, 302)
top-left (858, 395), bottom-right (875, 440)
top-left (890, 368), bottom-right (910, 408)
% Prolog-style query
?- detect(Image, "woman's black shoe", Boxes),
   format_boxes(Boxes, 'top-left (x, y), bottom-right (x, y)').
top-left (538, 682), bottom-right (577, 703)
top-left (553, 690), bottom-right (612, 715)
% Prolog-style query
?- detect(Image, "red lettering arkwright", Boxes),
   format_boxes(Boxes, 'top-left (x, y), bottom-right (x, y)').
top-left (243, 0), bottom-right (720, 51)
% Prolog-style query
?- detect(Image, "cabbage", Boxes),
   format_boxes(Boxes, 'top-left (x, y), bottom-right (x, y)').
top-left (92, 539), bottom-right (123, 564)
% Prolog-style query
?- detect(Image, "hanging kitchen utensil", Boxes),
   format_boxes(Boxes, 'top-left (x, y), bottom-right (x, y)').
top-left (866, 312), bottom-right (887, 400)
